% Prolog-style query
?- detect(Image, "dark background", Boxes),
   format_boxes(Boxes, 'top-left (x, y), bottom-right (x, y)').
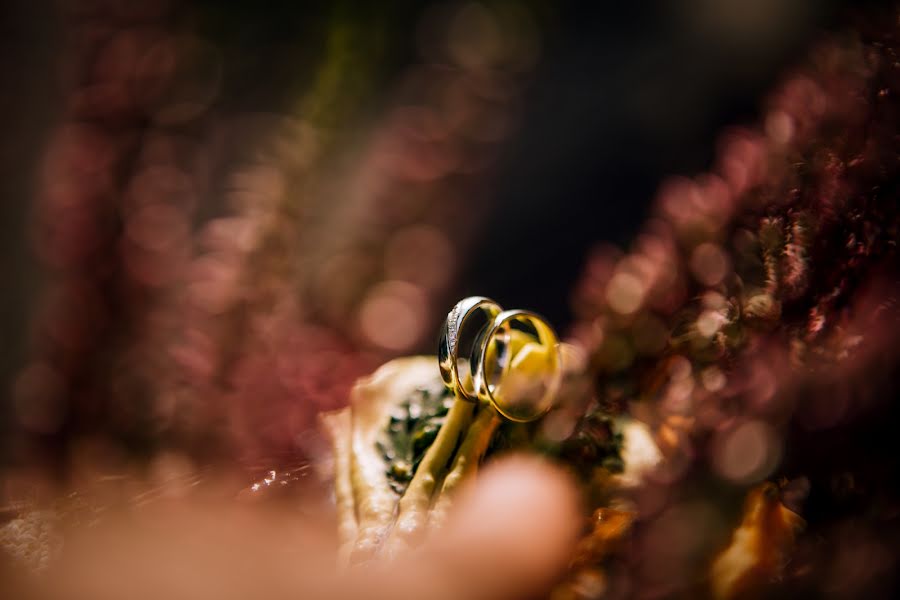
top-left (0, 0), bottom-right (862, 403)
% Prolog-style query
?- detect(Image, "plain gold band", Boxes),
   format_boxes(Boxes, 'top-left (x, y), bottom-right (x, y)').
top-left (473, 309), bottom-right (562, 422)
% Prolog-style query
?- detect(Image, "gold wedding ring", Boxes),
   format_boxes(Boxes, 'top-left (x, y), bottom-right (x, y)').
top-left (473, 309), bottom-right (562, 422)
top-left (439, 298), bottom-right (562, 422)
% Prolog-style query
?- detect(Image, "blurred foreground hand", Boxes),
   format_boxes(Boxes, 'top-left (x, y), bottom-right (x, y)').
top-left (6, 456), bottom-right (579, 600)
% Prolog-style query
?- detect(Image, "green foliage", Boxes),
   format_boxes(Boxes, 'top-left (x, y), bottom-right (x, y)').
top-left (376, 384), bottom-right (454, 495)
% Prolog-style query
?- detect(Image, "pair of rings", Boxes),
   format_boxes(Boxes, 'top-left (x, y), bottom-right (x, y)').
top-left (438, 296), bottom-right (562, 423)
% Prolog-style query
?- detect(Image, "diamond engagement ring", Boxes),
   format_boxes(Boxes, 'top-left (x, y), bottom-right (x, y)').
top-left (438, 296), bottom-right (503, 402)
